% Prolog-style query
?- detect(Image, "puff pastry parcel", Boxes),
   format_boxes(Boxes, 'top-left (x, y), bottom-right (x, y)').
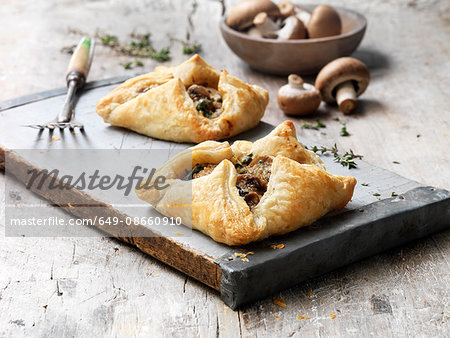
top-left (96, 55), bottom-right (269, 143)
top-left (136, 121), bottom-right (357, 246)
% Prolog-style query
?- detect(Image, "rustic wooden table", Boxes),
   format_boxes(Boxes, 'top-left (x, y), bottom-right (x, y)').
top-left (1, 0), bottom-right (449, 336)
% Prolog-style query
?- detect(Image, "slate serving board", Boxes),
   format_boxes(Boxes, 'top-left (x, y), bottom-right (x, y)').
top-left (1, 78), bottom-right (449, 309)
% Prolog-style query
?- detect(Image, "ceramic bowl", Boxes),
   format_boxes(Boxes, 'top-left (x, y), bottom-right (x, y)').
top-left (220, 5), bottom-right (367, 75)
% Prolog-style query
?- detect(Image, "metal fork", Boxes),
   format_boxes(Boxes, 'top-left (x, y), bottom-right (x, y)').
top-left (26, 36), bottom-right (95, 130)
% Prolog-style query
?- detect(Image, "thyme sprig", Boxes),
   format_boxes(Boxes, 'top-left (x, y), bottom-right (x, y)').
top-left (170, 36), bottom-right (202, 55)
top-left (302, 119), bottom-right (326, 130)
top-left (308, 144), bottom-right (363, 169)
top-left (67, 29), bottom-right (170, 62)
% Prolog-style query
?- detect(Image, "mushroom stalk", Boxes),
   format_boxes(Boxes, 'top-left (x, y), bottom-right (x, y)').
top-left (336, 81), bottom-right (357, 114)
top-left (253, 12), bottom-right (279, 38)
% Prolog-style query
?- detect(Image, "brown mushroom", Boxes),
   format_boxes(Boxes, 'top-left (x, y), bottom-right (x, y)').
top-left (226, 0), bottom-right (281, 31)
top-left (278, 0), bottom-right (296, 18)
top-left (253, 12), bottom-right (279, 39)
top-left (315, 57), bottom-right (370, 114)
top-left (278, 16), bottom-right (306, 40)
top-left (278, 74), bottom-right (321, 115)
top-left (307, 5), bottom-right (341, 39)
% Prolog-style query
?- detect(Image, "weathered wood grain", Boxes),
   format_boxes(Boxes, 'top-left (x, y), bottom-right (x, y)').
top-left (0, 0), bottom-right (449, 336)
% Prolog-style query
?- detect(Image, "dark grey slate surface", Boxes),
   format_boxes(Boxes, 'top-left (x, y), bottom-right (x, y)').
top-left (216, 186), bottom-right (450, 309)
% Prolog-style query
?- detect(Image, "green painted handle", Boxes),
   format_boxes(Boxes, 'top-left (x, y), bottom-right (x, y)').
top-left (66, 36), bottom-right (95, 79)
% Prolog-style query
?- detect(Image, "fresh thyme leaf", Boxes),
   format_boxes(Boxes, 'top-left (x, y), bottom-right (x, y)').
top-left (152, 47), bottom-right (170, 61)
top-left (315, 119), bottom-right (326, 128)
top-left (183, 43), bottom-right (202, 54)
top-left (361, 183), bottom-right (369, 186)
top-left (302, 119), bottom-right (326, 130)
top-left (333, 117), bottom-right (340, 121)
top-left (309, 144), bottom-right (362, 169)
top-left (123, 62), bottom-right (132, 69)
top-left (340, 126), bottom-right (350, 136)
top-left (393, 161), bottom-right (400, 164)
top-left (101, 34), bottom-right (118, 46)
top-left (373, 193), bottom-right (381, 196)
top-left (391, 192), bottom-right (398, 197)
top-left (96, 32), bottom-right (170, 62)
top-left (135, 60), bottom-right (144, 67)
top-left (196, 99), bottom-right (214, 118)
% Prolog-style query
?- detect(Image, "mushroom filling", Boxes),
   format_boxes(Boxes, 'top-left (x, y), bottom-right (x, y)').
top-left (187, 84), bottom-right (223, 119)
top-left (183, 155), bottom-right (273, 211)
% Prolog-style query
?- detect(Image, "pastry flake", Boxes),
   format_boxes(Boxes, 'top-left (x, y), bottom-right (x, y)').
top-left (96, 54), bottom-right (269, 143)
top-left (136, 121), bottom-right (357, 246)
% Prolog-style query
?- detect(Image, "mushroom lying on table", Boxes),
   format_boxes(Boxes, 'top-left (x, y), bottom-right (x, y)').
top-left (278, 74), bottom-right (321, 115)
top-left (315, 57), bottom-right (370, 114)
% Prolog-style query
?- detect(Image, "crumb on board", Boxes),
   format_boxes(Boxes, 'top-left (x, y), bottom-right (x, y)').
top-left (51, 136), bottom-right (60, 141)
top-left (227, 256), bottom-right (234, 261)
top-left (71, 131), bottom-right (78, 135)
top-left (173, 231), bottom-right (184, 236)
top-left (307, 291), bottom-right (314, 297)
top-left (234, 251), bottom-right (254, 259)
top-left (330, 313), bottom-right (336, 319)
top-left (152, 274), bottom-right (159, 278)
top-left (270, 244), bottom-right (285, 250)
top-left (273, 298), bottom-right (286, 308)
top-left (297, 315), bottom-right (310, 320)
top-left (274, 315), bottom-right (280, 319)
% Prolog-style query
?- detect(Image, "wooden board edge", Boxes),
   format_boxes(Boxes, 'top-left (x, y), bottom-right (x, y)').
top-left (2, 147), bottom-right (222, 290)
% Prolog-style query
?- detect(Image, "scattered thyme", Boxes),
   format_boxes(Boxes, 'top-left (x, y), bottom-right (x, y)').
top-left (391, 192), bottom-right (398, 197)
top-left (308, 144), bottom-right (363, 169)
top-left (302, 119), bottom-right (326, 130)
top-left (373, 193), bottom-right (381, 196)
top-left (183, 42), bottom-right (202, 54)
top-left (393, 161), bottom-right (400, 164)
top-left (170, 36), bottom-right (202, 55)
top-left (70, 29), bottom-right (171, 62)
top-left (335, 118), bottom-right (350, 136)
top-left (122, 60), bottom-right (144, 70)
top-left (361, 183), bottom-right (369, 186)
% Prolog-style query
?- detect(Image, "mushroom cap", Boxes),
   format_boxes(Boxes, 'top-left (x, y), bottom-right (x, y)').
top-left (226, 0), bottom-right (281, 31)
top-left (307, 5), bottom-right (341, 39)
top-left (278, 74), bottom-right (321, 116)
top-left (278, 16), bottom-right (306, 40)
top-left (315, 57), bottom-right (370, 104)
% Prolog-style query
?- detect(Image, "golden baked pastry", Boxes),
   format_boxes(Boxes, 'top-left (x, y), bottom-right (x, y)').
top-left (96, 55), bottom-right (269, 143)
top-left (136, 121), bottom-right (357, 246)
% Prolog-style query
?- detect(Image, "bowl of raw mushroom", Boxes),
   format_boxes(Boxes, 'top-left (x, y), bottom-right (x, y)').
top-left (220, 1), bottom-right (367, 75)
